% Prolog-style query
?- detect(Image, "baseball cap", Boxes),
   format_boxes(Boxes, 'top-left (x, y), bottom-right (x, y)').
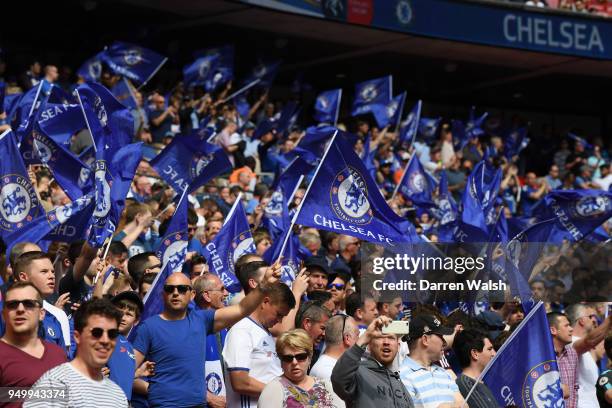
top-left (304, 255), bottom-right (331, 276)
top-left (408, 315), bottom-right (453, 339)
top-left (111, 291), bottom-right (144, 314)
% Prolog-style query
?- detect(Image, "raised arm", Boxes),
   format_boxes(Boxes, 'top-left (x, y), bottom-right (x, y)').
top-left (573, 314), bottom-right (611, 355)
top-left (213, 262), bottom-right (281, 332)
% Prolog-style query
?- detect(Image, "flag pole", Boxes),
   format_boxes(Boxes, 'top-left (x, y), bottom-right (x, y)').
top-left (73, 89), bottom-right (98, 152)
top-left (333, 89), bottom-right (342, 127)
top-left (287, 175), bottom-right (305, 205)
top-left (277, 130), bottom-right (338, 260)
top-left (138, 57), bottom-right (168, 90)
top-left (461, 301), bottom-right (544, 407)
top-left (219, 78), bottom-right (261, 104)
top-left (27, 82), bottom-right (45, 118)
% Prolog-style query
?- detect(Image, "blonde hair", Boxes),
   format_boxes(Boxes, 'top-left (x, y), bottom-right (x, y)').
top-left (276, 329), bottom-right (313, 357)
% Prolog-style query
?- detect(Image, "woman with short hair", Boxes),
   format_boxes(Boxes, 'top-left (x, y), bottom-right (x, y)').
top-left (257, 329), bottom-right (341, 407)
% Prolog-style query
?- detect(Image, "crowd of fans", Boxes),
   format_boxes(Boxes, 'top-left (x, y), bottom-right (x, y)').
top-left (503, 0), bottom-right (612, 16)
top-left (0, 46), bottom-right (610, 408)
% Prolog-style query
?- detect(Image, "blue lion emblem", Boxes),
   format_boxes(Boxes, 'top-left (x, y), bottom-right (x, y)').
top-left (95, 176), bottom-right (108, 214)
top-left (344, 182), bottom-right (366, 213)
top-left (331, 166), bottom-right (372, 225)
top-left (2, 186), bottom-right (27, 216)
top-left (536, 382), bottom-right (564, 408)
top-left (523, 363), bottom-right (564, 408)
top-left (361, 84), bottom-right (377, 102)
top-left (574, 195), bottom-right (611, 218)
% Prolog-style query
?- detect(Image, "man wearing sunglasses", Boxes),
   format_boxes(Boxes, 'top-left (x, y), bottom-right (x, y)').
top-left (0, 282), bottom-right (66, 404)
top-left (326, 272), bottom-right (350, 315)
top-left (26, 298), bottom-right (128, 407)
top-left (133, 262), bottom-right (282, 408)
top-left (399, 315), bottom-right (466, 408)
top-left (565, 304), bottom-right (612, 408)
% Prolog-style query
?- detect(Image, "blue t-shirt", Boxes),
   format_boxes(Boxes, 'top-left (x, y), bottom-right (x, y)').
top-left (108, 334), bottom-right (136, 400)
top-left (133, 309), bottom-right (216, 407)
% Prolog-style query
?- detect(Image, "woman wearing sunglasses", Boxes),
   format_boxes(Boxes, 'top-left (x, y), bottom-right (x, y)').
top-left (257, 329), bottom-right (342, 407)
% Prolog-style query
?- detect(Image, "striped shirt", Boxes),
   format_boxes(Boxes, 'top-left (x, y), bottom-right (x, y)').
top-left (456, 374), bottom-right (497, 408)
top-left (400, 356), bottom-right (459, 408)
top-left (23, 362), bottom-right (127, 408)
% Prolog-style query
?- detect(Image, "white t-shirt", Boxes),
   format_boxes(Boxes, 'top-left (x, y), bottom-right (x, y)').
top-left (24, 362), bottom-right (127, 408)
top-left (223, 317), bottom-right (282, 408)
top-left (572, 335), bottom-right (600, 408)
top-left (310, 354), bottom-right (337, 380)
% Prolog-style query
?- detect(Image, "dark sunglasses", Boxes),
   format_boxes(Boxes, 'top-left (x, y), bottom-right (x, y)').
top-left (90, 327), bottom-right (120, 340)
top-left (327, 283), bottom-right (345, 290)
top-left (4, 299), bottom-right (42, 310)
top-left (279, 352), bottom-right (309, 363)
top-left (163, 284), bottom-right (192, 294)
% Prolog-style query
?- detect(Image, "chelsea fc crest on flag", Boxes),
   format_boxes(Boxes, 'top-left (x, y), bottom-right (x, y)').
top-left (571, 194), bottom-right (611, 218)
top-left (0, 175), bottom-right (39, 230)
top-left (330, 166), bottom-right (373, 225)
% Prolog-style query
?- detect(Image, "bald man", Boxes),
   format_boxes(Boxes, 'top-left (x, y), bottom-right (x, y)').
top-left (133, 265), bottom-right (281, 408)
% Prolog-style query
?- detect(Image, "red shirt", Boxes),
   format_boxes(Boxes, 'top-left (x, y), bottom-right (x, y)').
top-left (0, 339), bottom-right (67, 407)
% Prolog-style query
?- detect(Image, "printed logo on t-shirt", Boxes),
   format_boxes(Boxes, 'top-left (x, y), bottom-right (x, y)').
top-left (47, 327), bottom-right (55, 337)
top-left (599, 376), bottom-right (609, 386)
top-left (206, 372), bottom-right (223, 395)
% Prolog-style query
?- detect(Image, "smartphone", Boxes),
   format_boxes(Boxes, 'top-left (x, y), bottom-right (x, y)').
top-left (382, 320), bottom-right (410, 335)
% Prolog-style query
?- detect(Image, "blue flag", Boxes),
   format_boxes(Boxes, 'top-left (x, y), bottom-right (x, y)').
top-left (293, 126), bottom-right (358, 166)
top-left (193, 45), bottom-right (234, 91)
top-left (22, 122), bottom-right (92, 201)
top-left (111, 78), bottom-right (138, 110)
top-left (38, 101), bottom-right (87, 147)
top-left (529, 190), bottom-right (612, 243)
top-left (275, 101), bottom-right (301, 138)
top-left (418, 117), bottom-right (441, 143)
top-left (150, 128), bottom-right (232, 195)
top-left (351, 75), bottom-right (392, 116)
top-left (88, 142), bottom-right (143, 247)
top-left (457, 161), bottom-right (502, 242)
top-left (398, 100), bottom-right (422, 146)
top-left (271, 156), bottom-right (314, 198)
top-left (135, 193), bottom-right (189, 330)
top-left (453, 108), bottom-right (488, 152)
top-left (75, 82), bottom-right (134, 156)
top-left (362, 135), bottom-right (378, 181)
top-left (395, 155), bottom-right (436, 207)
top-left (314, 89), bottom-right (342, 125)
top-left (14, 83), bottom-right (44, 132)
top-left (183, 55), bottom-right (219, 89)
top-left (263, 189), bottom-right (310, 285)
top-left (0, 129), bottom-right (44, 240)
top-left (567, 132), bottom-right (592, 149)
top-left (77, 52), bottom-right (105, 82)
top-left (243, 60), bottom-right (281, 88)
top-left (3, 194), bottom-right (94, 257)
top-left (431, 170), bottom-right (459, 243)
top-left (203, 197), bottom-right (255, 293)
top-left (478, 302), bottom-right (564, 408)
top-left (101, 42), bottom-right (167, 86)
top-left (0, 82), bottom-right (5, 114)
top-left (4, 93), bottom-right (23, 123)
top-left (504, 127), bottom-right (530, 159)
top-left (371, 91), bottom-right (406, 129)
top-left (295, 132), bottom-right (419, 244)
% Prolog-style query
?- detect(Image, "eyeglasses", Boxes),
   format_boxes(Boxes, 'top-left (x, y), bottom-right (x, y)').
top-left (90, 327), bottom-right (120, 340)
top-left (327, 283), bottom-right (345, 290)
top-left (187, 227), bottom-right (197, 232)
top-left (4, 299), bottom-right (42, 310)
top-left (163, 284), bottom-right (193, 294)
top-left (425, 332), bottom-right (447, 347)
top-left (279, 352), bottom-right (309, 363)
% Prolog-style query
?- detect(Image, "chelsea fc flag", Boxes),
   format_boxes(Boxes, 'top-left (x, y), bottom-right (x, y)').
top-left (294, 130), bottom-right (418, 244)
top-left (475, 301), bottom-right (565, 408)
